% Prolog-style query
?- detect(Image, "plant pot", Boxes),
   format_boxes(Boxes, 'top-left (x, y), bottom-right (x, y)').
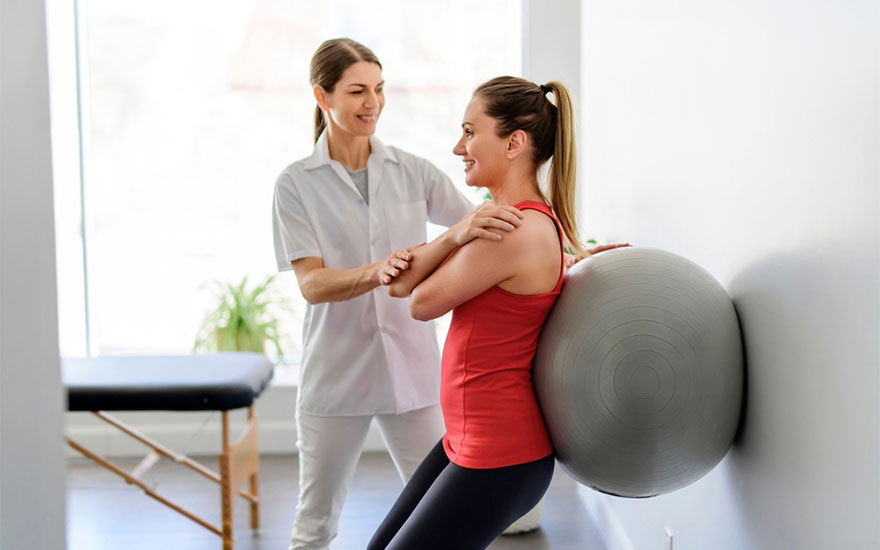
top-left (216, 330), bottom-right (265, 354)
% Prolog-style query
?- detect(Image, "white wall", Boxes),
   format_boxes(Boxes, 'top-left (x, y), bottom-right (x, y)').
top-left (524, 0), bottom-right (581, 102)
top-left (523, 0), bottom-right (584, 212)
top-left (578, 1), bottom-right (879, 549)
top-left (0, 0), bottom-right (68, 548)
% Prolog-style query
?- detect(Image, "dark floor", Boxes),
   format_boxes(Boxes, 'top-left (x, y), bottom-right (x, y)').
top-left (67, 452), bottom-right (605, 550)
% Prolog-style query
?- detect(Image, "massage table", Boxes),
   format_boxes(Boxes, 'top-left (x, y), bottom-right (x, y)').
top-left (64, 352), bottom-right (274, 550)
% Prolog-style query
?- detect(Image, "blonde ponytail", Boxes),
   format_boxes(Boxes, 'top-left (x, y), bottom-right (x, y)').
top-left (543, 82), bottom-right (583, 253)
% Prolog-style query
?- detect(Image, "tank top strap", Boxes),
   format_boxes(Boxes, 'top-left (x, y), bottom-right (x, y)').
top-left (514, 200), bottom-right (565, 293)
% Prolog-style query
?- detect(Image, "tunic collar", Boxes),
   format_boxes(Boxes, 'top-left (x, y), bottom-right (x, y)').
top-left (304, 131), bottom-right (400, 171)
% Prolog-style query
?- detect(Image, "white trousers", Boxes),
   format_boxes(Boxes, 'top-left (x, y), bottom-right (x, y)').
top-left (289, 404), bottom-right (445, 550)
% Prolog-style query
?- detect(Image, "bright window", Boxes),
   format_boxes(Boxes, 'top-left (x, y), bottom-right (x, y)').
top-left (51, 0), bottom-right (522, 359)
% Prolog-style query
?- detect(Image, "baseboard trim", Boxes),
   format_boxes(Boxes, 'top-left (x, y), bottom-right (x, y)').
top-left (65, 417), bottom-right (390, 458)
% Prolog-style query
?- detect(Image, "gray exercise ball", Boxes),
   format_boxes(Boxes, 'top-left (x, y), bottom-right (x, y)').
top-left (534, 247), bottom-right (743, 498)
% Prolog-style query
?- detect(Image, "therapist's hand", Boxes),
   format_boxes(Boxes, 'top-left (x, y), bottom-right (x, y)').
top-left (565, 242), bottom-right (632, 269)
top-left (378, 248), bottom-right (414, 285)
top-left (448, 201), bottom-right (525, 247)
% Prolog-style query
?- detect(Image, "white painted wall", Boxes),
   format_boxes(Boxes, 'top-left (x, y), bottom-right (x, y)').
top-left (523, 0), bottom-right (581, 102)
top-left (522, 0), bottom-right (586, 214)
top-left (0, 0), bottom-right (68, 548)
top-left (578, 1), bottom-right (879, 548)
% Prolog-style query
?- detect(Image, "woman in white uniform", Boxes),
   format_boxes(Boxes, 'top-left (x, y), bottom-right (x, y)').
top-left (272, 38), bottom-right (525, 550)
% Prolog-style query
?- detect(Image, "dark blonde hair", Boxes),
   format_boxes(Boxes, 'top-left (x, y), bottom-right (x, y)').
top-left (473, 77), bottom-right (583, 253)
top-left (309, 38), bottom-right (382, 143)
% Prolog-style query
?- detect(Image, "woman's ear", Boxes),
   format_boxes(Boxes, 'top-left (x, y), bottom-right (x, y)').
top-left (313, 86), bottom-right (330, 112)
top-left (506, 129), bottom-right (528, 159)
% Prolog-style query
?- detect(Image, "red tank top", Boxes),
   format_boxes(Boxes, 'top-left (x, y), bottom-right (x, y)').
top-left (440, 200), bottom-right (563, 468)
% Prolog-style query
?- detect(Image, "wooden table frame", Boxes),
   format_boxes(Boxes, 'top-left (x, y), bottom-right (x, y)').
top-left (66, 407), bottom-right (260, 550)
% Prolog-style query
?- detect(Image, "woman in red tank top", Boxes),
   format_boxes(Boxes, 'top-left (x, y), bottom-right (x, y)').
top-left (367, 77), bottom-right (607, 550)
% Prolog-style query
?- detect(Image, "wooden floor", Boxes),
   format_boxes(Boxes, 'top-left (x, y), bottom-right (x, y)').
top-left (67, 452), bottom-right (606, 550)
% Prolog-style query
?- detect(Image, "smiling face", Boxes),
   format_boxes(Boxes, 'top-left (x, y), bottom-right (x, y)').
top-left (452, 96), bottom-right (510, 188)
top-left (317, 61), bottom-right (385, 138)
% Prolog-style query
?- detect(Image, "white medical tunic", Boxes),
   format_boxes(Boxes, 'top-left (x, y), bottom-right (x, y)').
top-left (272, 133), bottom-right (473, 416)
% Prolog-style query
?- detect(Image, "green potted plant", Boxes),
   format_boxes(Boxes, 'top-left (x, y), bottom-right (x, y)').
top-left (194, 275), bottom-right (285, 357)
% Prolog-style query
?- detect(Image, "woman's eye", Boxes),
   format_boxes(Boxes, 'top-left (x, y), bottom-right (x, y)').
top-left (376, 88), bottom-right (384, 94)
top-left (465, 129), bottom-right (473, 137)
top-left (350, 90), bottom-right (362, 95)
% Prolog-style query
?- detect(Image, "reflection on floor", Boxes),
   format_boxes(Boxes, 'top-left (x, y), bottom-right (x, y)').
top-left (67, 452), bottom-right (606, 550)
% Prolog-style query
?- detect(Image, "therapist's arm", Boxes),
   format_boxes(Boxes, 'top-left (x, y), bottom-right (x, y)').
top-left (291, 253), bottom-right (408, 304)
top-left (387, 202), bottom-right (524, 299)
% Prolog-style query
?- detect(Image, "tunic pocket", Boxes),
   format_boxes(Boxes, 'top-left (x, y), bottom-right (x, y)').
top-left (385, 200), bottom-right (427, 250)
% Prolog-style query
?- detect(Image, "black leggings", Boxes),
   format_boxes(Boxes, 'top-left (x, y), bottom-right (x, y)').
top-left (367, 440), bottom-right (555, 550)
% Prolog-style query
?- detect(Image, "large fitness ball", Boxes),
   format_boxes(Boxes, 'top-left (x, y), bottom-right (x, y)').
top-left (534, 247), bottom-right (743, 498)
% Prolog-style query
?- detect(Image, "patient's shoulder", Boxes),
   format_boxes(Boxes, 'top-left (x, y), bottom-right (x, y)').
top-left (456, 207), bottom-right (557, 261)
top-left (510, 209), bottom-right (559, 248)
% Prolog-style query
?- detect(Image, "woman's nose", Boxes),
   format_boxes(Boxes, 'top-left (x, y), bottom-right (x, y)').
top-left (452, 137), bottom-right (465, 156)
top-left (364, 91), bottom-right (378, 109)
